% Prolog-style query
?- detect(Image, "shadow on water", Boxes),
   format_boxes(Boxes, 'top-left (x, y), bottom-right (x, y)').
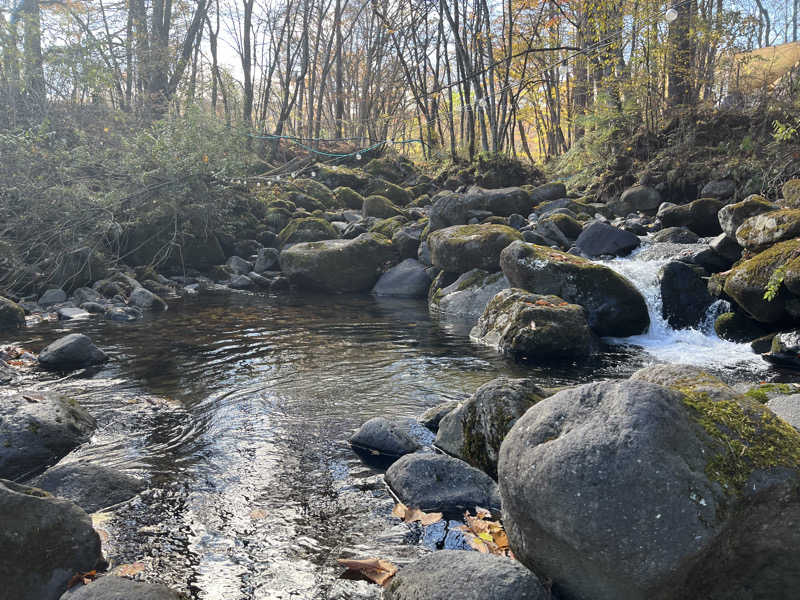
top-left (1, 289), bottom-right (790, 599)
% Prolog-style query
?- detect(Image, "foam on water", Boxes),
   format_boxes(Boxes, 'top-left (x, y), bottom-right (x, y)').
top-left (600, 247), bottom-right (767, 371)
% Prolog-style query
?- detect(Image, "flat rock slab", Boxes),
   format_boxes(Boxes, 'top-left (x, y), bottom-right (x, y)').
top-left (61, 576), bottom-right (182, 599)
top-left (39, 333), bottom-right (108, 370)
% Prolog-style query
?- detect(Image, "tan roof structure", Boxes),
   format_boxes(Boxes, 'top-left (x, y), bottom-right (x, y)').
top-left (725, 41), bottom-right (800, 93)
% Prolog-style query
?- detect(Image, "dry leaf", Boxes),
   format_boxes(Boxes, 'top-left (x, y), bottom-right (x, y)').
top-left (338, 557), bottom-right (398, 586)
top-left (249, 508), bottom-right (268, 520)
top-left (458, 508), bottom-right (514, 559)
top-left (391, 502), bottom-right (443, 526)
top-left (113, 562), bottom-right (145, 577)
top-left (66, 570), bottom-right (97, 589)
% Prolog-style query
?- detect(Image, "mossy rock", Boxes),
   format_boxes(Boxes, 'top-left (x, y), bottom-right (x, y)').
top-left (282, 191), bottom-right (326, 212)
top-left (482, 216), bottom-right (509, 225)
top-left (781, 179), bottom-right (800, 208)
top-left (718, 194), bottom-right (777, 239)
top-left (333, 186), bottom-right (365, 210)
top-left (277, 217), bottom-right (338, 247)
top-left (713, 311), bottom-right (768, 343)
top-left (743, 383), bottom-right (800, 404)
top-left (428, 224), bottom-right (522, 274)
top-left (362, 195), bottom-right (407, 219)
top-left (370, 215), bottom-right (409, 239)
top-left (266, 198), bottom-right (297, 212)
top-left (366, 178), bottom-right (413, 206)
top-left (263, 206), bottom-right (293, 233)
top-left (410, 194), bottom-right (432, 208)
top-left (289, 178), bottom-right (335, 206)
top-left (0, 296), bottom-right (25, 331)
top-left (208, 264), bottom-right (233, 281)
top-left (541, 213), bottom-right (584, 240)
top-left (723, 238), bottom-right (800, 323)
top-left (735, 208), bottom-right (800, 250)
top-left (364, 155), bottom-right (413, 184)
top-left (314, 164), bottom-right (370, 191)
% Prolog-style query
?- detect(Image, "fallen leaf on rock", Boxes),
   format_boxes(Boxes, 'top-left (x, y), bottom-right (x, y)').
top-left (249, 508), bottom-right (268, 520)
top-left (66, 570), bottom-right (97, 589)
top-left (113, 562), bottom-right (146, 577)
top-left (458, 507), bottom-right (514, 559)
top-left (391, 502), bottom-right (443, 525)
top-left (338, 557), bottom-right (398, 586)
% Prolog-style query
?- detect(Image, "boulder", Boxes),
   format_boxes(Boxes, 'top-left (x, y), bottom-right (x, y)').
top-left (105, 306), bottom-right (142, 322)
top-left (0, 295), bottom-right (26, 330)
top-left (498, 376), bottom-right (800, 600)
top-left (436, 377), bottom-right (544, 479)
top-left (651, 226), bottom-right (699, 244)
top-left (314, 164), bottom-right (369, 190)
top-left (766, 395), bottom-right (800, 430)
top-left (764, 330), bottom-right (800, 370)
top-left (500, 241), bottom-right (649, 337)
top-left (419, 401), bottom-right (461, 433)
top-left (366, 179), bottom-right (413, 206)
top-left (57, 307), bottom-right (91, 320)
top-left (532, 218), bottom-right (570, 250)
top-left (279, 233), bottom-right (395, 293)
top-left (72, 287), bottom-right (104, 305)
top-left (39, 334), bottom-right (108, 370)
top-left (61, 576), bottom-right (182, 600)
top-left (576, 221), bottom-right (640, 257)
top-left (430, 269), bottom-right (509, 325)
top-left (384, 550), bottom-right (548, 600)
top-left (391, 222), bottom-right (425, 260)
top-left (38, 288), bottom-right (68, 307)
top-left (700, 179), bottom-right (736, 200)
top-left (128, 287), bottom-right (167, 311)
top-left (781, 179), bottom-right (800, 208)
top-left (735, 209), bottom-right (800, 249)
top-left (332, 186), bottom-right (365, 210)
top-left (30, 462), bottom-right (146, 513)
top-left (717, 194), bottom-right (777, 239)
top-left (658, 198), bottom-right (724, 236)
top-left (428, 224), bottom-right (521, 274)
top-left (0, 392), bottom-right (96, 481)
top-left (0, 479), bottom-right (102, 600)
top-left (540, 213), bottom-right (583, 240)
top-left (658, 261), bottom-right (713, 329)
top-left (713, 311), bottom-right (768, 343)
top-left (254, 247), bottom-right (280, 273)
top-left (225, 255), bottom-right (252, 275)
top-left (470, 289), bottom-right (596, 362)
top-left (466, 186), bottom-right (533, 217)
top-left (229, 274), bottom-right (253, 289)
top-left (384, 453), bottom-right (501, 514)
top-left (708, 233), bottom-right (742, 262)
top-left (349, 417), bottom-right (420, 460)
top-left (372, 259), bottom-right (431, 298)
top-left (723, 239), bottom-right (800, 323)
top-left (528, 182), bottom-right (566, 206)
top-left (278, 217), bottom-right (338, 247)
top-left (610, 185), bottom-right (662, 216)
top-left (362, 194), bottom-right (407, 219)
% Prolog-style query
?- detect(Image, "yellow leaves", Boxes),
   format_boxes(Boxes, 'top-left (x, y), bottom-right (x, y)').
top-left (337, 558), bottom-right (399, 586)
top-left (249, 508), bottom-right (268, 520)
top-left (392, 502), bottom-right (443, 526)
top-left (202, 154), bottom-right (209, 163)
top-left (458, 507), bottom-right (514, 558)
top-left (112, 562), bottom-right (146, 577)
top-left (66, 570), bottom-right (97, 589)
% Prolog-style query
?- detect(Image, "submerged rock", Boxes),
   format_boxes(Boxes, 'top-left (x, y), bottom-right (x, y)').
top-left (349, 417), bottom-right (420, 460)
top-left (500, 241), bottom-right (649, 337)
top-left (470, 289), bottom-right (596, 361)
top-left (385, 453), bottom-right (501, 514)
top-left (38, 334), bottom-right (108, 370)
top-left (31, 462), bottom-right (146, 513)
top-left (61, 576), bottom-right (182, 599)
top-left (429, 269), bottom-right (510, 325)
top-left (764, 330), bottom-right (800, 370)
top-left (659, 261), bottom-right (713, 329)
top-left (372, 258), bottom-right (431, 298)
top-left (428, 224), bottom-right (521, 274)
top-left (384, 550), bottom-right (548, 600)
top-left (0, 479), bottom-right (102, 600)
top-left (499, 374), bottom-right (800, 600)
top-left (436, 377), bottom-right (544, 479)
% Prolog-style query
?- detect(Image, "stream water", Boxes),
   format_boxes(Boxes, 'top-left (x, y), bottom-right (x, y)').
top-left (1, 244), bottom-right (790, 599)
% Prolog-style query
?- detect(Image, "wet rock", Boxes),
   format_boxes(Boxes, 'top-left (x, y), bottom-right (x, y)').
top-left (61, 576), bottom-right (182, 600)
top-left (225, 255), bottom-right (253, 276)
top-left (38, 288), bottom-right (68, 307)
top-left (713, 311), bottom-right (768, 343)
top-left (782, 179), bottom-right (800, 208)
top-left (500, 241), bottom-right (649, 337)
top-left (229, 274), bottom-right (254, 289)
top-left (498, 377), bottom-right (800, 600)
top-left (39, 334), bottom-right (108, 370)
top-left (528, 182), bottom-right (566, 206)
top-left (430, 269), bottom-right (509, 325)
top-left (717, 194), bottom-right (777, 239)
top-left (247, 271), bottom-right (272, 290)
top-left (751, 334), bottom-right (776, 354)
top-left (254, 247), bottom-right (280, 274)
top-left (767, 395), bottom-right (800, 430)
top-left (764, 331), bottom-right (800, 370)
top-left (651, 226), bottom-right (699, 244)
top-left (0, 392), bottom-right (96, 481)
top-left (428, 224), bottom-right (521, 274)
top-left (508, 213), bottom-right (528, 230)
top-left (56, 307), bottom-right (91, 320)
top-left (709, 233), bottom-right (742, 262)
top-left (658, 197), bottom-right (724, 236)
top-left (392, 222), bottom-right (425, 260)
top-left (419, 401), bottom-right (461, 433)
top-left (735, 209), bottom-right (800, 249)
top-left (610, 185), bottom-right (662, 216)
top-left (362, 195), bottom-right (407, 219)
top-left (576, 221), bottom-right (640, 257)
top-left (372, 259), bottom-right (431, 298)
top-left (128, 287), bottom-right (167, 310)
top-left (332, 186), bottom-right (365, 210)
top-left (31, 462), bottom-right (146, 513)
top-left (278, 217), bottom-right (338, 246)
top-left (532, 218), bottom-right (570, 250)
top-left (385, 453), bottom-right (501, 513)
top-left (436, 377), bottom-right (544, 479)
top-left (105, 306), bottom-right (142, 322)
top-left (71, 287), bottom-right (104, 305)
top-left (700, 178), bottom-right (736, 200)
top-left (540, 213), bottom-right (582, 240)
top-left (280, 233), bottom-right (395, 293)
top-left (349, 417), bottom-right (421, 460)
top-left (0, 296), bottom-right (26, 331)
top-left (470, 289), bottom-right (596, 362)
top-left (659, 261), bottom-right (713, 329)
top-left (384, 550), bottom-right (548, 600)
top-left (0, 479), bottom-right (102, 600)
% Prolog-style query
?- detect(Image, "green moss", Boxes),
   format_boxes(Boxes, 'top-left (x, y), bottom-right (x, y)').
top-left (726, 238), bottom-right (800, 290)
top-left (277, 217), bottom-right (338, 246)
top-left (366, 179), bottom-right (413, 206)
top-left (744, 383), bottom-right (798, 404)
top-left (370, 215), bottom-right (408, 238)
top-left (456, 270), bottom-right (490, 292)
top-left (332, 187), bottom-right (364, 210)
top-left (682, 391), bottom-right (800, 495)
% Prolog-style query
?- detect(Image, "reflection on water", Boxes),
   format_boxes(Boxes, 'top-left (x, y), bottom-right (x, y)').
top-left (0, 290), bottom-right (779, 598)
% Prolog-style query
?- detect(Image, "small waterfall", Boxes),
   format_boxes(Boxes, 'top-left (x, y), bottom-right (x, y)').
top-left (599, 248), bottom-right (766, 370)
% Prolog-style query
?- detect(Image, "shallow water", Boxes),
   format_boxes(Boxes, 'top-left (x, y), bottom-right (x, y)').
top-left (0, 285), bottom-right (791, 598)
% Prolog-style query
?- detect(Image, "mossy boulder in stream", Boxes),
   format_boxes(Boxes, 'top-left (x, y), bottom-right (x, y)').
top-left (498, 366), bottom-right (800, 600)
top-left (429, 269), bottom-right (510, 325)
top-left (279, 232), bottom-right (395, 292)
top-left (277, 217), bottom-right (338, 247)
top-left (362, 195), bottom-right (407, 219)
top-left (781, 179), bottom-right (800, 208)
top-left (717, 194), bottom-right (777, 239)
top-left (500, 241), bottom-right (649, 337)
top-left (365, 179), bottom-right (413, 206)
top-left (428, 224), bottom-right (521, 274)
top-left (332, 186), bottom-right (364, 210)
top-left (0, 296), bottom-right (25, 331)
top-left (436, 377), bottom-right (545, 479)
top-left (713, 311), bottom-right (768, 343)
top-left (735, 209), bottom-right (800, 250)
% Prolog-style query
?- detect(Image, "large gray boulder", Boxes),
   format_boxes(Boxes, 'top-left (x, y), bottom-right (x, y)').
top-left (575, 221), bottom-right (640, 257)
top-left (500, 241), bottom-right (649, 337)
top-left (498, 376), bottom-right (800, 600)
top-left (767, 394), bottom-right (800, 430)
top-left (372, 258), bottom-right (431, 298)
top-left (470, 289), bottom-right (596, 362)
top-left (39, 334), bottom-right (108, 370)
top-left (436, 377), bottom-right (544, 479)
top-left (128, 287), bottom-right (167, 311)
top-left (0, 392), bottom-right (96, 480)
top-left (31, 462), bottom-right (146, 513)
top-left (428, 224), bottom-right (521, 274)
top-left (61, 576), bottom-right (182, 599)
top-left (700, 179), bottom-right (736, 200)
top-left (717, 194), bottom-right (777, 239)
top-left (349, 417), bottom-right (420, 459)
top-left (528, 182), bottom-right (566, 206)
top-left (384, 550), bottom-right (548, 600)
top-left (279, 233), bottom-right (395, 292)
top-left (764, 330), bottom-right (800, 370)
top-left (658, 261), bottom-right (713, 329)
top-left (39, 288), bottom-right (68, 307)
top-left (657, 198), bottom-right (725, 236)
top-left (429, 269), bottom-right (509, 325)
top-left (429, 187), bottom-right (532, 232)
top-left (385, 453), bottom-right (501, 513)
top-left (610, 185), bottom-right (662, 216)
top-left (0, 479), bottom-right (102, 600)
top-left (735, 209), bottom-right (800, 249)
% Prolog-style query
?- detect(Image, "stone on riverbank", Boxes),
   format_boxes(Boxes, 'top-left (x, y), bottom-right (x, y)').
top-left (39, 333), bottom-right (109, 370)
top-left (610, 185), bottom-right (662, 216)
top-left (0, 392), bottom-right (96, 481)
top-left (31, 462), bottom-right (146, 513)
top-left (372, 258), bottom-right (431, 298)
top-left (349, 417), bottom-right (420, 460)
top-left (500, 241), bottom-right (649, 337)
top-left (60, 576), bottom-right (182, 600)
top-left (385, 453), bottom-right (500, 514)
top-left (659, 261), bottom-right (713, 329)
top-left (419, 401), bottom-right (461, 433)
top-left (657, 197), bottom-right (724, 236)
top-left (717, 194), bottom-right (776, 239)
top-left (278, 217), bottom-right (338, 247)
top-left (128, 287), bottom-right (167, 311)
top-left (428, 224), bottom-right (521, 274)
top-left (0, 295), bottom-right (26, 330)
top-left (384, 550), bottom-right (548, 600)
top-left (735, 208), bottom-right (800, 249)
top-left (764, 330), bottom-right (800, 370)
top-left (429, 269), bottom-right (510, 325)
top-left (0, 479), bottom-right (102, 600)
top-left (576, 221), bottom-right (640, 257)
top-left (362, 194), bottom-right (407, 219)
